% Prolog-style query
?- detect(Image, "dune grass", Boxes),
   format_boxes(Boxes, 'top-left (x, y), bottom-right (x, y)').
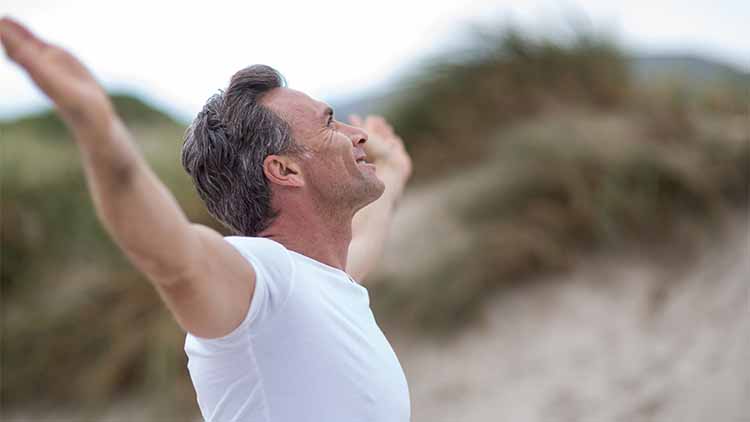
top-left (385, 27), bottom-right (631, 182)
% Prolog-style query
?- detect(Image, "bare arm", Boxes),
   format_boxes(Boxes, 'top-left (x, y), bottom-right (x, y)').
top-left (0, 17), bottom-right (254, 338)
top-left (347, 115), bottom-right (412, 283)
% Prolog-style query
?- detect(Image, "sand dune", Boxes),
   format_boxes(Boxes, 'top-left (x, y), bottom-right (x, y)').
top-left (387, 215), bottom-right (749, 421)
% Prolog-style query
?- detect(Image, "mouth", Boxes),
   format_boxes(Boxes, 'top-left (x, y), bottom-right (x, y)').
top-left (354, 148), bottom-right (375, 170)
top-left (355, 155), bottom-right (375, 170)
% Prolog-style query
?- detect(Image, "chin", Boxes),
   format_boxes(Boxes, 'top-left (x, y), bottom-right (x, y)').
top-left (354, 178), bottom-right (385, 210)
top-left (374, 178), bottom-right (386, 198)
top-left (369, 176), bottom-right (386, 199)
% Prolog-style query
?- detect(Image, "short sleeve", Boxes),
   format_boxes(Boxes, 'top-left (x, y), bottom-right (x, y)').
top-left (185, 237), bottom-right (295, 351)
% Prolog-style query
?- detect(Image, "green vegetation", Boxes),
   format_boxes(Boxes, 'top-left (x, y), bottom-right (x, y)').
top-left (1, 26), bottom-right (747, 416)
top-left (1, 94), bottom-right (178, 141)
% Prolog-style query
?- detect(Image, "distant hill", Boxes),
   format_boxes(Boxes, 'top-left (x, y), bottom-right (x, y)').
top-left (0, 93), bottom-right (182, 141)
top-left (329, 92), bottom-right (394, 124)
top-left (630, 54), bottom-right (750, 86)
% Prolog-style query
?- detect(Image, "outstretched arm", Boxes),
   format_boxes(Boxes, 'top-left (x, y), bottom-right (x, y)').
top-left (0, 17), bottom-right (254, 338)
top-left (347, 115), bottom-right (412, 283)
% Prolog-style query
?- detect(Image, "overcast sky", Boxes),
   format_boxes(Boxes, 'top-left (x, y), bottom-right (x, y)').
top-left (1, 0), bottom-right (748, 120)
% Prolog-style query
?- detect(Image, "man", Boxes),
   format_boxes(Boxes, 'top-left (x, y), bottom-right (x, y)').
top-left (0, 16), bottom-right (413, 422)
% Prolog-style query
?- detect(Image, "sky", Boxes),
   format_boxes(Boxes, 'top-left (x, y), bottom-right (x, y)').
top-left (1, 0), bottom-right (748, 121)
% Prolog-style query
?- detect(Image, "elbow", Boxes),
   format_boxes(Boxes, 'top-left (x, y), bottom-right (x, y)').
top-left (124, 246), bottom-right (195, 289)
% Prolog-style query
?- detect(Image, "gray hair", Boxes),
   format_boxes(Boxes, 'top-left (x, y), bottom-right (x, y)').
top-left (181, 65), bottom-right (300, 236)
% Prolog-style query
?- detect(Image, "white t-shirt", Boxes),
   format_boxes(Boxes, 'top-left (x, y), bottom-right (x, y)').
top-left (184, 237), bottom-right (411, 422)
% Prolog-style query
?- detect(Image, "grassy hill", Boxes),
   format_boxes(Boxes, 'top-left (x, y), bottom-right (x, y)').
top-left (0, 93), bottom-right (182, 140)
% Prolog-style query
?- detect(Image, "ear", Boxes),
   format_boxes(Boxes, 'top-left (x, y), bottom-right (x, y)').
top-left (263, 155), bottom-right (305, 188)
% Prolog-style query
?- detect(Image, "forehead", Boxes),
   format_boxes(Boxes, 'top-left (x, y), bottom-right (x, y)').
top-left (262, 87), bottom-right (328, 129)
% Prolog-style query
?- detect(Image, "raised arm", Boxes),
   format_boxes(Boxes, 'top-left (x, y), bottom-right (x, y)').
top-left (0, 17), bottom-right (254, 338)
top-left (347, 115), bottom-right (412, 283)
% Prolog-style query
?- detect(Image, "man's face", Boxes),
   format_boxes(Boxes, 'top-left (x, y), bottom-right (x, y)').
top-left (263, 88), bottom-right (385, 211)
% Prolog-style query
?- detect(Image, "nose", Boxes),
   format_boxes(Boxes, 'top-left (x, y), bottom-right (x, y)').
top-left (346, 124), bottom-right (367, 146)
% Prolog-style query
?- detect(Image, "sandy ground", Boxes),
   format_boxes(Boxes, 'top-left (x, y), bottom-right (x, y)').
top-left (384, 215), bottom-right (749, 422)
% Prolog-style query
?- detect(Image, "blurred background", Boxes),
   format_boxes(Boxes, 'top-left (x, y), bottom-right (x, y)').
top-left (1, 1), bottom-right (748, 421)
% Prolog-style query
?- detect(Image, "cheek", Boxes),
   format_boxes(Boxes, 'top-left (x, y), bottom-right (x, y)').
top-left (318, 141), bottom-right (354, 171)
top-left (302, 156), bottom-right (342, 184)
top-left (301, 137), bottom-right (354, 180)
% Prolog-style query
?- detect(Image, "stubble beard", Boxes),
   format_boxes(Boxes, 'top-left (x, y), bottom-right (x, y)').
top-left (315, 172), bottom-right (384, 218)
top-left (355, 175), bottom-right (385, 211)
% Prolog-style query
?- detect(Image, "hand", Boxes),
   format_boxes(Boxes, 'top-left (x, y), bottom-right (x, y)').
top-left (0, 17), bottom-right (114, 133)
top-left (349, 114), bottom-right (413, 182)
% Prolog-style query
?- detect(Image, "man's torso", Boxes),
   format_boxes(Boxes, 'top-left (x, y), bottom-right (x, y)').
top-left (184, 237), bottom-right (410, 422)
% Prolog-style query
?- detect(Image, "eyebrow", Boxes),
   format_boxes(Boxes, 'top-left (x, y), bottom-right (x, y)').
top-left (321, 106), bottom-right (334, 122)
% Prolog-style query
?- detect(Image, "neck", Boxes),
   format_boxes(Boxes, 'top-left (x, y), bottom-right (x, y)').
top-left (259, 194), bottom-right (355, 272)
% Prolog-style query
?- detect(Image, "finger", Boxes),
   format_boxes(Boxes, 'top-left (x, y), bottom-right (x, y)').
top-left (368, 115), bottom-right (387, 126)
top-left (0, 17), bottom-right (47, 64)
top-left (365, 115), bottom-right (378, 129)
top-left (0, 20), bottom-right (51, 92)
top-left (376, 116), bottom-right (394, 133)
top-left (349, 114), bottom-right (363, 127)
top-left (0, 18), bottom-right (61, 92)
top-left (367, 115), bottom-right (393, 136)
top-left (0, 19), bottom-right (92, 103)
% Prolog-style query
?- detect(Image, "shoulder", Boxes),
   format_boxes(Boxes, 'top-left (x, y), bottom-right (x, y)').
top-left (224, 236), bottom-right (288, 258)
top-left (224, 236), bottom-right (291, 272)
top-left (224, 236), bottom-right (295, 285)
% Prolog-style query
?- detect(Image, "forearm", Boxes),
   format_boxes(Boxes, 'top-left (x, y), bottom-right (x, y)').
top-left (75, 113), bottom-right (197, 284)
top-left (348, 168), bottom-right (405, 282)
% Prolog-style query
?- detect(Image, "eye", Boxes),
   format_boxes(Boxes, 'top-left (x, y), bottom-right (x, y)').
top-left (327, 113), bottom-right (334, 127)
